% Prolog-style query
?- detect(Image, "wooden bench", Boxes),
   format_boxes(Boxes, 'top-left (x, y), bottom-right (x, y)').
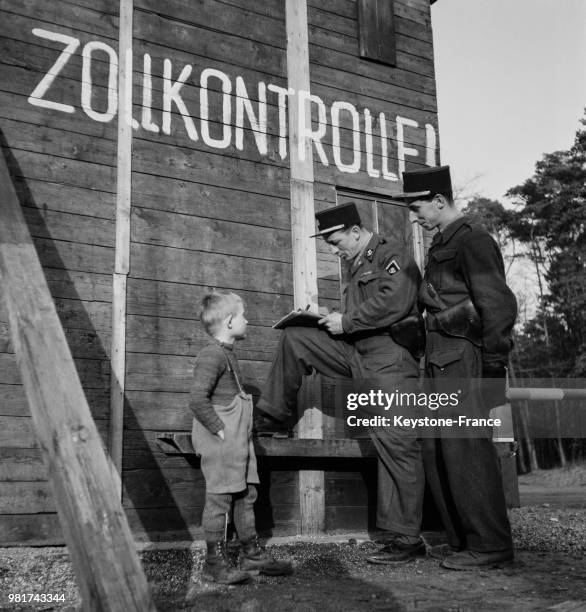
top-left (156, 433), bottom-right (376, 458)
top-left (155, 433), bottom-right (519, 509)
top-left (154, 380), bottom-right (548, 531)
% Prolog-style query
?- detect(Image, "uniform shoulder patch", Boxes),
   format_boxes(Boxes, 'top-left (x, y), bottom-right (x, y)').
top-left (385, 259), bottom-right (401, 275)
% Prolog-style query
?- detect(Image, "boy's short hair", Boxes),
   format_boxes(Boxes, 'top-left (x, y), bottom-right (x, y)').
top-left (200, 291), bottom-right (243, 336)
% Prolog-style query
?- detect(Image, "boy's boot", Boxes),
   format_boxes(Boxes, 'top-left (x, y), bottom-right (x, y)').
top-left (202, 541), bottom-right (250, 584)
top-left (240, 536), bottom-right (293, 575)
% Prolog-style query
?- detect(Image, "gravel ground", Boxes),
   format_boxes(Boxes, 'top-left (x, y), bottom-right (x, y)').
top-left (1, 467), bottom-right (584, 611)
top-left (511, 506), bottom-right (585, 555)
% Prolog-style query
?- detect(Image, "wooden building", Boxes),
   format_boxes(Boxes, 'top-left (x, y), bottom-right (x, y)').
top-left (0, 0), bottom-right (440, 545)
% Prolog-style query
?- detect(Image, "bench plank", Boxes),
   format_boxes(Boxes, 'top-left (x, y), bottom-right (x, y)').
top-left (156, 433), bottom-right (376, 458)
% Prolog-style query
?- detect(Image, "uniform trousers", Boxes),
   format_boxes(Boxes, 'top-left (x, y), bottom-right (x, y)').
top-left (258, 326), bottom-right (424, 537)
top-left (423, 331), bottom-right (513, 552)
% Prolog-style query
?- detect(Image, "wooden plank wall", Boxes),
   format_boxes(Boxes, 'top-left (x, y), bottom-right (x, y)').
top-left (0, 0), bottom-right (438, 543)
top-left (310, 0), bottom-right (437, 302)
top-left (0, 0), bottom-right (117, 544)
top-left (124, 0), bottom-right (301, 541)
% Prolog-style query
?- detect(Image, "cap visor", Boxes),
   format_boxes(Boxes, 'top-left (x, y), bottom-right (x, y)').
top-left (309, 223), bottom-right (346, 238)
top-left (392, 190), bottom-right (432, 201)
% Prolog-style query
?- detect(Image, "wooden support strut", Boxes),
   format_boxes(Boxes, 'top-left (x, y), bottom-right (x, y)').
top-left (109, 0), bottom-right (133, 479)
top-left (286, 0), bottom-right (325, 536)
top-left (0, 147), bottom-right (155, 608)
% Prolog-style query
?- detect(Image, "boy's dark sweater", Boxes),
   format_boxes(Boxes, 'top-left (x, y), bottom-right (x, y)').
top-left (189, 340), bottom-right (243, 434)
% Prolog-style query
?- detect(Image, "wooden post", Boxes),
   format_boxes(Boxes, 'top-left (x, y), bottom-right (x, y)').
top-left (297, 373), bottom-right (326, 533)
top-left (109, 0), bottom-right (134, 477)
top-left (286, 0), bottom-right (325, 535)
top-left (0, 153), bottom-right (155, 609)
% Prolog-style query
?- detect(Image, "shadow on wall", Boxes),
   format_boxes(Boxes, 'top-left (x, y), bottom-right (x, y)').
top-left (0, 129), bottom-right (195, 594)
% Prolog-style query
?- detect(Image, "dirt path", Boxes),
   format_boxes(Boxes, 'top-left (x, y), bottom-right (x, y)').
top-left (167, 543), bottom-right (586, 612)
top-left (1, 467), bottom-right (584, 611)
top-left (1, 530), bottom-right (584, 611)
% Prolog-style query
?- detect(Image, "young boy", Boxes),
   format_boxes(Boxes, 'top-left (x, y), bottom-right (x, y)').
top-left (190, 291), bottom-right (291, 584)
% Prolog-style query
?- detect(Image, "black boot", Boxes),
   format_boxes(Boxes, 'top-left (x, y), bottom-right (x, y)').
top-left (202, 541), bottom-right (250, 584)
top-left (253, 411), bottom-right (290, 437)
top-left (240, 536), bottom-right (293, 575)
top-left (366, 537), bottom-right (426, 564)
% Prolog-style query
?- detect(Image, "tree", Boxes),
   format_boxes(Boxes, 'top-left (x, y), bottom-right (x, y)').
top-left (505, 112), bottom-right (586, 467)
top-left (460, 112), bottom-right (586, 468)
top-left (506, 112), bottom-right (586, 377)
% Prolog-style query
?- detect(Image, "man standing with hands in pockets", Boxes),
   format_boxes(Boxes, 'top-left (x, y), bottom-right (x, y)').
top-left (395, 165), bottom-right (517, 570)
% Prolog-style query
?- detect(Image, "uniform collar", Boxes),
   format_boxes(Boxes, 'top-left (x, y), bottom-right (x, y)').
top-left (361, 232), bottom-right (385, 262)
top-left (432, 217), bottom-right (467, 247)
top-left (349, 231), bottom-right (374, 271)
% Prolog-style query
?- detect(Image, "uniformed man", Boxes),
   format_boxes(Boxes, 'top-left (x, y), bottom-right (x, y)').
top-left (255, 202), bottom-right (426, 563)
top-left (394, 165), bottom-right (517, 570)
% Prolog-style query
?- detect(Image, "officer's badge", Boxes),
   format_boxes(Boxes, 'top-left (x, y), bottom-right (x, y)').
top-left (385, 259), bottom-right (401, 275)
top-left (366, 248), bottom-right (374, 260)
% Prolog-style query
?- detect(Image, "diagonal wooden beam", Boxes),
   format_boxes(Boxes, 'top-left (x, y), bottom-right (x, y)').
top-left (0, 146), bottom-right (155, 610)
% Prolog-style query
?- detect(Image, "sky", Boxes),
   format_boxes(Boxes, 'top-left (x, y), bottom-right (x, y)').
top-left (430, 0), bottom-right (586, 204)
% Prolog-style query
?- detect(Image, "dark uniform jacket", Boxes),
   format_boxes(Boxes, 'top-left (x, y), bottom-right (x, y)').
top-left (341, 232), bottom-right (421, 336)
top-left (420, 217), bottom-right (517, 366)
